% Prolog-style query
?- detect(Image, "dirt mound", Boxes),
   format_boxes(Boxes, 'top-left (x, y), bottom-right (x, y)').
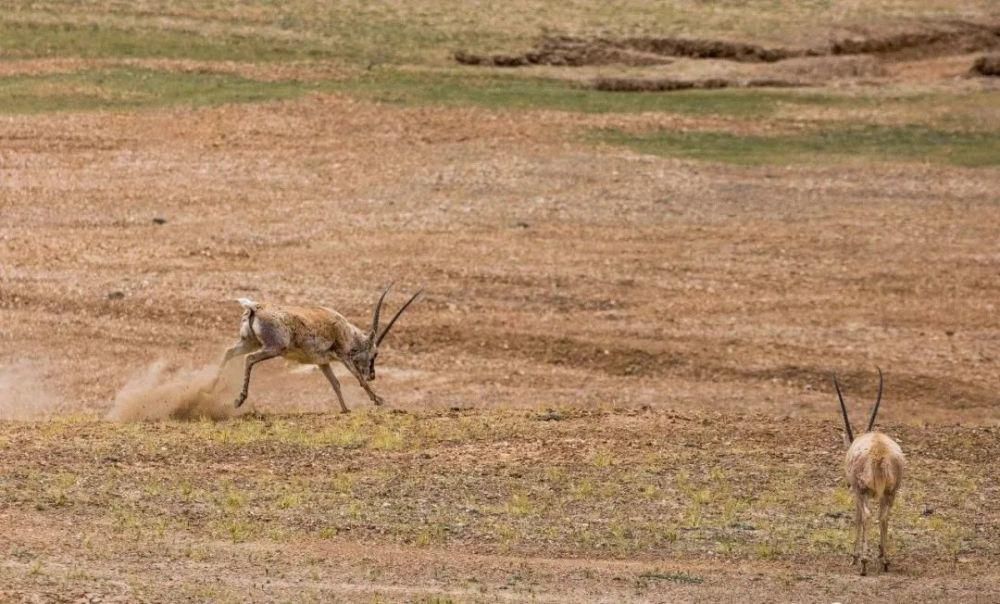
top-left (592, 76), bottom-right (805, 92)
top-left (455, 35), bottom-right (800, 67)
top-left (454, 37), bottom-right (673, 67)
top-left (971, 53), bottom-right (1000, 75)
top-left (455, 22), bottom-right (1000, 69)
top-left (830, 21), bottom-right (1000, 59)
top-left (621, 36), bottom-right (805, 63)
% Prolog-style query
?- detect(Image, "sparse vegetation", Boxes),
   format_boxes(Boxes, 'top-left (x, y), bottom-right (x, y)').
top-left (597, 124), bottom-right (1000, 167)
top-left (0, 21), bottom-right (333, 62)
top-left (0, 67), bottom-right (319, 114)
top-left (2, 411), bottom-right (997, 561)
top-left (3, 0), bottom-right (1000, 601)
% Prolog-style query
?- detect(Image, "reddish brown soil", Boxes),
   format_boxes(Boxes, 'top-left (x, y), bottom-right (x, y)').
top-left (1, 75), bottom-right (999, 600)
top-left (2, 93), bottom-right (997, 422)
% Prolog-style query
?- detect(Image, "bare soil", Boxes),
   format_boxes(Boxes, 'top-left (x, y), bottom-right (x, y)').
top-left (1, 14), bottom-right (1000, 597)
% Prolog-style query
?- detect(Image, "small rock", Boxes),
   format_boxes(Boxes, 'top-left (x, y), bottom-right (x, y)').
top-left (152, 217), bottom-right (167, 225)
top-left (538, 410), bottom-right (564, 421)
top-left (107, 291), bottom-right (125, 300)
top-left (970, 54), bottom-right (1000, 76)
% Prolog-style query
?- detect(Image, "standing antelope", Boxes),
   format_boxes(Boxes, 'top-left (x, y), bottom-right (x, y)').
top-left (212, 284), bottom-right (422, 413)
top-left (833, 368), bottom-right (905, 576)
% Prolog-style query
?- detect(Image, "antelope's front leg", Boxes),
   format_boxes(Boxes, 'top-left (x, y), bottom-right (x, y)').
top-left (356, 375), bottom-right (385, 407)
top-left (342, 361), bottom-right (385, 406)
top-left (318, 364), bottom-right (351, 414)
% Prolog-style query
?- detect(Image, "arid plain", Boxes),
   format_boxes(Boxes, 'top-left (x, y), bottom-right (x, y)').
top-left (1, 2), bottom-right (999, 601)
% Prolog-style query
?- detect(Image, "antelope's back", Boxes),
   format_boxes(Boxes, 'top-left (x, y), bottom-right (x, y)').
top-left (845, 432), bottom-right (905, 497)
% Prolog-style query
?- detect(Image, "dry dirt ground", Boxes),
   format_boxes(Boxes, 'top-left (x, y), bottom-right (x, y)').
top-left (2, 2), bottom-right (1000, 602)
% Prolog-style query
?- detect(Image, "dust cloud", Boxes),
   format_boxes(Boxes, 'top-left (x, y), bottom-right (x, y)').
top-left (0, 362), bottom-right (64, 420)
top-left (106, 356), bottom-right (247, 422)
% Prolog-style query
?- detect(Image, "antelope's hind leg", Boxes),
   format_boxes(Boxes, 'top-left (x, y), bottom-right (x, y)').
top-left (319, 364), bottom-right (350, 414)
top-left (209, 339), bottom-right (259, 391)
top-left (234, 348), bottom-right (283, 408)
top-left (879, 495), bottom-right (895, 572)
top-left (851, 497), bottom-right (862, 567)
top-left (233, 316), bottom-right (290, 409)
top-left (854, 494), bottom-right (871, 576)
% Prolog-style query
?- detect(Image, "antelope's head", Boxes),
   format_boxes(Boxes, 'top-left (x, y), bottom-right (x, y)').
top-left (832, 367), bottom-right (884, 447)
top-left (352, 283), bottom-right (422, 381)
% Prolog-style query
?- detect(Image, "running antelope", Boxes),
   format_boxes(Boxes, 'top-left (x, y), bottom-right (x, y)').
top-left (213, 284), bottom-right (422, 412)
top-left (833, 368), bottom-right (905, 575)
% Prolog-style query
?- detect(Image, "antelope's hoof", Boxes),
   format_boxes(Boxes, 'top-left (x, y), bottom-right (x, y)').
top-left (859, 560), bottom-right (868, 576)
top-left (882, 560), bottom-right (890, 572)
top-left (340, 407), bottom-right (350, 414)
top-left (373, 397), bottom-right (385, 407)
top-left (234, 397), bottom-right (246, 409)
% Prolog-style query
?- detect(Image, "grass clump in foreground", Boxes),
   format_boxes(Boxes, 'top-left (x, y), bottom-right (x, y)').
top-left (0, 410), bottom-right (996, 567)
top-left (597, 125), bottom-right (1000, 167)
top-left (636, 571), bottom-right (705, 586)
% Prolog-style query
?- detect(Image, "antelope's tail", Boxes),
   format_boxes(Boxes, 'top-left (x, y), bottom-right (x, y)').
top-left (236, 298), bottom-right (259, 340)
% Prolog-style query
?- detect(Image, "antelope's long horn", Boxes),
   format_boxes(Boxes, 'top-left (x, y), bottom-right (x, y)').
top-left (833, 374), bottom-right (854, 443)
top-left (377, 289), bottom-right (423, 346)
top-left (370, 282), bottom-right (393, 336)
top-left (866, 367), bottom-right (884, 432)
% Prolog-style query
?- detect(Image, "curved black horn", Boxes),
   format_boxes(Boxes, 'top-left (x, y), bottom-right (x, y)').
top-left (833, 374), bottom-right (854, 443)
top-left (376, 289), bottom-right (422, 346)
top-left (866, 367), bottom-right (884, 432)
top-left (370, 282), bottom-right (393, 336)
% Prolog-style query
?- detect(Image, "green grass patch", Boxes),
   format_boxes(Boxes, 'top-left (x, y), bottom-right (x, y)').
top-left (0, 20), bottom-right (332, 62)
top-left (334, 70), bottom-right (822, 117)
top-left (598, 125), bottom-right (1000, 167)
top-left (0, 67), bottom-right (317, 113)
top-left (335, 70), bottom-right (995, 125)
